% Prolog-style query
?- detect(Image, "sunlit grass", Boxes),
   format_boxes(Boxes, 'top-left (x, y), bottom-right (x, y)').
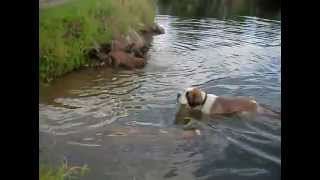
top-left (39, 162), bottom-right (89, 180)
top-left (40, 0), bottom-right (155, 82)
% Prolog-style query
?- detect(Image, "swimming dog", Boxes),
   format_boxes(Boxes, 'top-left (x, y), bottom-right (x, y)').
top-left (177, 87), bottom-right (258, 116)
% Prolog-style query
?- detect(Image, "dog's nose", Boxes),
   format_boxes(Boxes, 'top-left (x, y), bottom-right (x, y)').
top-left (177, 92), bottom-right (181, 99)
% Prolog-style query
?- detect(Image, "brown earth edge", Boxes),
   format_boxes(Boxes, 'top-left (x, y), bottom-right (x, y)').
top-left (86, 23), bottom-right (165, 69)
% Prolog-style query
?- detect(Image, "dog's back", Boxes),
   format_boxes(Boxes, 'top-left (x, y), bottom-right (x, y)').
top-left (210, 96), bottom-right (258, 115)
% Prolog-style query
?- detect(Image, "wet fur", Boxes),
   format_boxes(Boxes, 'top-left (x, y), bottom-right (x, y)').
top-left (186, 89), bottom-right (203, 108)
top-left (178, 87), bottom-right (258, 117)
top-left (210, 96), bottom-right (257, 115)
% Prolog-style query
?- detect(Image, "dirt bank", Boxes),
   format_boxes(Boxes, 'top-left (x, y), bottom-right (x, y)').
top-left (87, 23), bottom-right (165, 69)
top-left (40, 0), bottom-right (158, 82)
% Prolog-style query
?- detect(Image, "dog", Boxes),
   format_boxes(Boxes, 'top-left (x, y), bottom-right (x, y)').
top-left (177, 87), bottom-right (259, 116)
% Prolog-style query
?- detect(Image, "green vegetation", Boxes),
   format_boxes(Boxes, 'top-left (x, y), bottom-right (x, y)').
top-left (39, 162), bottom-right (89, 180)
top-left (40, 0), bottom-right (155, 82)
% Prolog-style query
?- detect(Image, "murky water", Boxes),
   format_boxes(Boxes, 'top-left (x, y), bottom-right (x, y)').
top-left (40, 0), bottom-right (281, 179)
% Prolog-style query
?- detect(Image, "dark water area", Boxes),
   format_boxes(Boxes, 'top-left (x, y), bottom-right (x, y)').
top-left (157, 0), bottom-right (280, 20)
top-left (40, 0), bottom-right (281, 179)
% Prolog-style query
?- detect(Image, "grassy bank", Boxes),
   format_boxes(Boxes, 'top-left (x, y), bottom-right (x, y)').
top-left (40, 0), bottom-right (155, 82)
top-left (40, 162), bottom-right (89, 180)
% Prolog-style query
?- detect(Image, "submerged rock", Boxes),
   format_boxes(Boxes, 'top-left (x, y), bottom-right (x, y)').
top-left (109, 51), bottom-right (146, 69)
top-left (139, 23), bottom-right (165, 35)
top-left (152, 23), bottom-right (165, 34)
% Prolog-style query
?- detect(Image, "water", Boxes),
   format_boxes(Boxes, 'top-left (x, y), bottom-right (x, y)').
top-left (39, 0), bottom-right (281, 179)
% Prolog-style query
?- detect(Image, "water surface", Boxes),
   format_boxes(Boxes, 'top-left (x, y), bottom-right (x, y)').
top-left (40, 0), bottom-right (281, 179)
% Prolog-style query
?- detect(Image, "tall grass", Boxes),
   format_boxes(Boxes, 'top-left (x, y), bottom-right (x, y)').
top-left (39, 162), bottom-right (89, 180)
top-left (40, 0), bottom-right (155, 82)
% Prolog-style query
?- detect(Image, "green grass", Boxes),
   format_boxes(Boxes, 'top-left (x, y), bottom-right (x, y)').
top-left (40, 162), bottom-right (89, 180)
top-left (40, 0), bottom-right (155, 82)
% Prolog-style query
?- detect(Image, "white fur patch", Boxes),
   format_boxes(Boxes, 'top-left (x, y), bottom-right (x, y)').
top-left (251, 100), bottom-right (257, 104)
top-left (177, 88), bottom-right (218, 115)
top-left (178, 87), bottom-right (195, 105)
top-left (186, 87), bottom-right (195, 91)
top-left (177, 87), bottom-right (258, 116)
top-left (178, 91), bottom-right (188, 105)
top-left (201, 94), bottom-right (217, 114)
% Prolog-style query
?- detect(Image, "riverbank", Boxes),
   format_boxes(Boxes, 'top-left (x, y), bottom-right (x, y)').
top-left (40, 161), bottom-right (89, 180)
top-left (40, 0), bottom-right (156, 82)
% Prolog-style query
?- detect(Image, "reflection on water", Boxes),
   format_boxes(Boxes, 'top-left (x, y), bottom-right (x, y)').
top-left (157, 0), bottom-right (281, 20)
top-left (40, 0), bottom-right (281, 179)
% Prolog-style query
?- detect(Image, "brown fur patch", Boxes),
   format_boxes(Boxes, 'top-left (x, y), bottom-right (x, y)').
top-left (211, 96), bottom-right (257, 114)
top-left (186, 88), bottom-right (203, 108)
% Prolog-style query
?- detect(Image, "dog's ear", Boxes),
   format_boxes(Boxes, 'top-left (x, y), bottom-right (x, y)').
top-left (186, 88), bottom-right (203, 108)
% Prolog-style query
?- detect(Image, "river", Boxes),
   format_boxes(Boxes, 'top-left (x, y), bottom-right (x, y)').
top-left (39, 0), bottom-right (281, 179)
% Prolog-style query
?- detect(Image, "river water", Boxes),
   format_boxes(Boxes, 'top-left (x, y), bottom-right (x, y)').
top-left (39, 0), bottom-right (281, 179)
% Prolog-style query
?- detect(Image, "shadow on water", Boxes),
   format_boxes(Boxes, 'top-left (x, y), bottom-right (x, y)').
top-left (157, 0), bottom-right (281, 20)
top-left (40, 0), bottom-right (281, 179)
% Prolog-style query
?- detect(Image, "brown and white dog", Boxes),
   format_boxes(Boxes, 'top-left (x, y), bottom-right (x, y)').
top-left (177, 87), bottom-right (258, 116)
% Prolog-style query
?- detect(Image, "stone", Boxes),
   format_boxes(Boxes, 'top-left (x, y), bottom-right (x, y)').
top-left (109, 51), bottom-right (146, 69)
top-left (126, 29), bottom-right (146, 50)
top-left (111, 39), bottom-right (129, 51)
top-left (152, 23), bottom-right (165, 34)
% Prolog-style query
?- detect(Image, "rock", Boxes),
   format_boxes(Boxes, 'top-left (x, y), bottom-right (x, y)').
top-left (99, 43), bottom-right (111, 54)
top-left (86, 47), bottom-right (100, 60)
top-left (86, 25), bottom-right (156, 69)
top-left (131, 57), bottom-right (146, 68)
top-left (121, 29), bottom-right (153, 58)
top-left (100, 62), bottom-right (105, 66)
top-left (126, 29), bottom-right (146, 50)
top-left (152, 23), bottom-right (165, 34)
top-left (130, 47), bottom-right (144, 58)
top-left (109, 51), bottom-right (146, 69)
top-left (86, 42), bottom-right (111, 67)
top-left (137, 22), bottom-right (147, 32)
top-left (111, 39), bottom-right (128, 51)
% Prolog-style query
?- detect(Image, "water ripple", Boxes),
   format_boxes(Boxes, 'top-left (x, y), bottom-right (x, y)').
top-left (40, 14), bottom-right (281, 178)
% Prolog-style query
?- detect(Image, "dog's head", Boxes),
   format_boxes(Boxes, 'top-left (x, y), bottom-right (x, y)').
top-left (177, 87), bottom-right (205, 108)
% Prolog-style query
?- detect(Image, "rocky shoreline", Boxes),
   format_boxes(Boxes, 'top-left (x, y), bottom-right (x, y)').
top-left (87, 23), bottom-right (165, 69)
